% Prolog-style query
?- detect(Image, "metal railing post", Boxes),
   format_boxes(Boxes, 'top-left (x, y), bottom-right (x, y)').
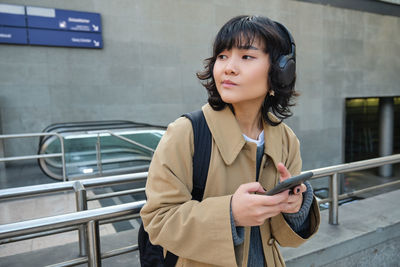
top-left (57, 134), bottom-right (67, 182)
top-left (329, 173), bottom-right (339, 225)
top-left (87, 220), bottom-right (101, 267)
top-left (74, 181), bottom-right (88, 256)
top-left (96, 133), bottom-right (103, 176)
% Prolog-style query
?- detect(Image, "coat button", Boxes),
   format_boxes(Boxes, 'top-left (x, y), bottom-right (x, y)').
top-left (268, 238), bottom-right (275, 246)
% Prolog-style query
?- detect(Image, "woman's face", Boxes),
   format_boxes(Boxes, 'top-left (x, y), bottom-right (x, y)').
top-left (213, 40), bottom-right (271, 108)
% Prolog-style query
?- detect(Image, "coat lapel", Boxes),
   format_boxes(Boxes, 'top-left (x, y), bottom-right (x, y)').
top-left (263, 118), bottom-right (282, 169)
top-left (202, 104), bottom-right (245, 165)
top-left (202, 104), bottom-right (283, 168)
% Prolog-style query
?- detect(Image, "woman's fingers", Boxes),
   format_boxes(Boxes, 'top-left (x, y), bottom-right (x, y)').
top-left (237, 182), bottom-right (266, 194)
top-left (281, 190), bottom-right (304, 213)
top-left (232, 182), bottom-right (292, 226)
top-left (292, 183), bottom-right (307, 195)
top-left (277, 163), bottom-right (291, 182)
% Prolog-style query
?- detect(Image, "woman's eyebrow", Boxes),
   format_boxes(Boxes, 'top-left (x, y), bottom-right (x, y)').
top-left (237, 45), bottom-right (259, 50)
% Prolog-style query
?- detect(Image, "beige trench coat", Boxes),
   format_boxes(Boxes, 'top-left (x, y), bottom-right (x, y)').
top-left (140, 104), bottom-right (320, 267)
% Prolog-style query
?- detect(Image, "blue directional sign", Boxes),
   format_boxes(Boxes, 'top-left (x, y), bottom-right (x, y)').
top-left (0, 4), bottom-right (26, 27)
top-left (29, 28), bottom-right (102, 48)
top-left (0, 4), bottom-right (103, 48)
top-left (26, 6), bottom-right (101, 33)
top-left (0, 26), bottom-right (27, 44)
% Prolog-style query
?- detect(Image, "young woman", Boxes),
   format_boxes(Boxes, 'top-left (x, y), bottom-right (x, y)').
top-left (140, 15), bottom-right (320, 267)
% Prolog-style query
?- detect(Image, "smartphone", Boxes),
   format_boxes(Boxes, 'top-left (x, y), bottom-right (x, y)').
top-left (265, 171), bottom-right (314, 196)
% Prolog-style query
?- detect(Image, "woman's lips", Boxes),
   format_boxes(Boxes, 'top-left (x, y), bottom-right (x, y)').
top-left (222, 80), bottom-right (237, 87)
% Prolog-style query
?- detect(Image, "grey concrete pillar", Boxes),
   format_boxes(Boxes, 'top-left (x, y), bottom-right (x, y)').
top-left (379, 97), bottom-right (394, 177)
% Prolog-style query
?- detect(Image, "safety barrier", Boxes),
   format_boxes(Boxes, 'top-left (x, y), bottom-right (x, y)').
top-left (0, 154), bottom-right (400, 266)
top-left (310, 154), bottom-right (400, 224)
top-left (1, 128), bottom-right (160, 181)
top-left (0, 171), bottom-right (147, 257)
top-left (0, 201), bottom-right (145, 267)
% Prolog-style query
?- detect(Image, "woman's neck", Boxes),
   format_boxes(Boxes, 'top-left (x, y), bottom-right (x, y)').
top-left (232, 103), bottom-right (263, 140)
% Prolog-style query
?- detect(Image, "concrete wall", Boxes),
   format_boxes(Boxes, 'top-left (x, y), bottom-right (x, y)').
top-left (0, 0), bottom-right (399, 170)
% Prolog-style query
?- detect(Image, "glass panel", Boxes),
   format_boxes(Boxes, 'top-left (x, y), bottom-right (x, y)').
top-left (345, 98), bottom-right (380, 163)
top-left (40, 129), bottom-right (165, 179)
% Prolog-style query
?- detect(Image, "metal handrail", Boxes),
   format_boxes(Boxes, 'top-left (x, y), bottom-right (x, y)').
top-left (308, 154), bottom-right (400, 224)
top-left (0, 201), bottom-right (144, 239)
top-left (0, 133), bottom-right (67, 181)
top-left (1, 155), bottom-right (400, 221)
top-left (0, 172), bottom-right (148, 257)
top-left (0, 201), bottom-right (146, 267)
top-left (103, 130), bottom-right (155, 153)
top-left (0, 172), bottom-right (147, 201)
top-left (310, 154), bottom-right (400, 177)
top-left (87, 187), bottom-right (145, 201)
top-left (0, 155), bottom-right (399, 266)
top-left (0, 213), bottom-right (141, 246)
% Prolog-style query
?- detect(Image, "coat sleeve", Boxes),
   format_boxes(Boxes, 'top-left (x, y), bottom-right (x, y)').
top-left (140, 117), bottom-right (237, 266)
top-left (270, 124), bottom-right (320, 247)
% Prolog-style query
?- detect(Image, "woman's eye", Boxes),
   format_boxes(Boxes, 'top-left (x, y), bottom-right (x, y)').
top-left (217, 54), bottom-right (227, 60)
top-left (242, 55), bottom-right (254, 60)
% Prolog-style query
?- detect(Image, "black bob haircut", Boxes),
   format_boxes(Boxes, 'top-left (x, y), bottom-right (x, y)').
top-left (197, 15), bottom-right (299, 126)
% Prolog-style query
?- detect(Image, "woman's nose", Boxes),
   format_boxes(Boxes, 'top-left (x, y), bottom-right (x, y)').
top-left (224, 58), bottom-right (238, 75)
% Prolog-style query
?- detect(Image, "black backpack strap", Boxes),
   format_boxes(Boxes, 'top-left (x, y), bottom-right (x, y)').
top-left (162, 110), bottom-right (212, 267)
top-left (164, 251), bottom-right (179, 267)
top-left (182, 109), bottom-right (212, 201)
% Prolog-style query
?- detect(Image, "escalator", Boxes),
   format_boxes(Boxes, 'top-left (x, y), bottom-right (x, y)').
top-left (38, 120), bottom-right (166, 180)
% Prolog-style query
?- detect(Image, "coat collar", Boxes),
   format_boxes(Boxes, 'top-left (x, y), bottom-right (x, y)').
top-left (202, 104), bottom-right (282, 167)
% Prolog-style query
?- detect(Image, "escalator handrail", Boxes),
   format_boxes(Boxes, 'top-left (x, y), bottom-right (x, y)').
top-left (39, 121), bottom-right (167, 147)
top-left (39, 125), bottom-right (144, 147)
top-left (42, 120), bottom-right (166, 133)
top-left (42, 120), bottom-right (136, 133)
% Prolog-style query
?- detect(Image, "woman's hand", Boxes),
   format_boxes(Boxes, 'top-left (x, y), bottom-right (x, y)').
top-left (231, 163), bottom-right (307, 227)
top-left (276, 162), bottom-right (307, 214)
top-left (231, 182), bottom-right (289, 227)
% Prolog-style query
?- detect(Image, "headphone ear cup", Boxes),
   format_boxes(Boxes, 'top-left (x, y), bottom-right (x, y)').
top-left (276, 54), bottom-right (296, 87)
top-left (273, 21), bottom-right (296, 87)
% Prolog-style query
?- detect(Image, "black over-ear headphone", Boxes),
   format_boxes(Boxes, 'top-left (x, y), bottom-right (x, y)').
top-left (273, 21), bottom-right (296, 87)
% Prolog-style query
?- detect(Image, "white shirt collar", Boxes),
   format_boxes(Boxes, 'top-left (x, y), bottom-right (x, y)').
top-left (242, 130), bottom-right (265, 146)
